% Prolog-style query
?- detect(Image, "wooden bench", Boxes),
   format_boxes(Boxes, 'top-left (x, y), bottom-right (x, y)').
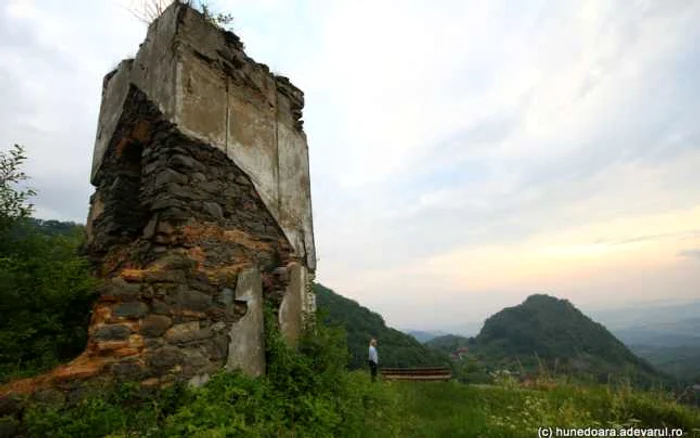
top-left (380, 367), bottom-right (452, 381)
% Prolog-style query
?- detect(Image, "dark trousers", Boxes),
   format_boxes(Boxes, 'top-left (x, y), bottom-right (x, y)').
top-left (369, 360), bottom-right (378, 382)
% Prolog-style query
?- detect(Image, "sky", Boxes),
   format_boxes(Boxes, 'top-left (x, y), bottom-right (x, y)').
top-left (1, 0), bottom-right (700, 332)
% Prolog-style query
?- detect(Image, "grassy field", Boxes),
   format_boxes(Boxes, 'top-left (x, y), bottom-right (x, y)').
top-left (393, 380), bottom-right (700, 438)
top-left (5, 373), bottom-right (700, 437)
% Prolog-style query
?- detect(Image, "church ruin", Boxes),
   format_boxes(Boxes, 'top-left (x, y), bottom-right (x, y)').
top-left (3, 1), bottom-right (316, 393)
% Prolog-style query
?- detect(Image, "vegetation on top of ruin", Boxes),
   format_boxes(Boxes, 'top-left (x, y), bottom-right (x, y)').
top-left (125, 0), bottom-right (234, 30)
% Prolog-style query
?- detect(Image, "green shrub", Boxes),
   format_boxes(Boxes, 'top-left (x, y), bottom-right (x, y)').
top-left (24, 382), bottom-right (188, 437)
top-left (22, 308), bottom-right (403, 437)
top-left (0, 221), bottom-right (99, 383)
top-left (161, 307), bottom-right (401, 437)
top-left (0, 144), bottom-right (99, 383)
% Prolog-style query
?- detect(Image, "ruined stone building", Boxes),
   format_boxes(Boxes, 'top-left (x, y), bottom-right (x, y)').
top-left (3, 1), bottom-right (316, 393)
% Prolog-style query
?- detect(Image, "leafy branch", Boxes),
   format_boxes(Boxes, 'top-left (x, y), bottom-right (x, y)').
top-left (0, 144), bottom-right (36, 233)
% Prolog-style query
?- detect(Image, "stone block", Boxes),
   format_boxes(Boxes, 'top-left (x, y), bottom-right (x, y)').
top-left (217, 287), bottom-right (234, 306)
top-left (92, 324), bottom-right (132, 341)
top-left (210, 334), bottom-right (229, 360)
top-left (164, 321), bottom-right (198, 338)
top-left (141, 314), bottom-right (173, 337)
top-left (175, 288), bottom-right (212, 313)
top-left (111, 360), bottom-right (146, 380)
top-left (203, 201), bottom-right (224, 219)
top-left (102, 277), bottom-right (141, 301)
top-left (169, 154), bottom-right (204, 172)
top-left (226, 267), bottom-right (265, 377)
top-left (165, 322), bottom-right (212, 344)
top-left (278, 263), bottom-right (306, 347)
top-left (146, 346), bottom-right (186, 371)
top-left (113, 302), bottom-right (149, 319)
top-left (182, 348), bottom-right (210, 370)
top-left (155, 168), bottom-right (188, 188)
top-left (151, 299), bottom-right (170, 315)
top-left (211, 321), bottom-right (226, 332)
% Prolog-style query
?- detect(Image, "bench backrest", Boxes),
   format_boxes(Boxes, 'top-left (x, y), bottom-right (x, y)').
top-left (380, 367), bottom-right (452, 381)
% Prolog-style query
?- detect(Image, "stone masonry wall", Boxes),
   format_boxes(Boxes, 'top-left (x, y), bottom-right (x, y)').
top-left (0, 2), bottom-right (315, 397)
top-left (80, 85), bottom-right (299, 386)
top-left (91, 3), bottom-right (316, 272)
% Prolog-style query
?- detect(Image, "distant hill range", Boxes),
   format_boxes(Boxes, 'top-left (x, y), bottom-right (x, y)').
top-left (313, 283), bottom-right (450, 370)
top-left (588, 300), bottom-right (700, 332)
top-left (405, 330), bottom-right (449, 343)
top-left (423, 294), bottom-right (664, 385)
top-left (585, 301), bottom-right (700, 382)
top-left (8, 218), bottom-right (84, 240)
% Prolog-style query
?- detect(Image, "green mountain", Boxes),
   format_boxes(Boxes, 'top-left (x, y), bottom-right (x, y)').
top-left (313, 283), bottom-right (450, 370)
top-left (469, 294), bottom-right (662, 385)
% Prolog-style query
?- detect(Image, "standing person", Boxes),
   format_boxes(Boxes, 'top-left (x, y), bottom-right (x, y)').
top-left (368, 338), bottom-right (379, 383)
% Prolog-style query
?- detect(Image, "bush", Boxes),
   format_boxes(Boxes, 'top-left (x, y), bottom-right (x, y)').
top-left (0, 144), bottom-right (99, 382)
top-left (22, 309), bottom-right (403, 437)
top-left (161, 307), bottom-right (401, 437)
top-left (0, 225), bottom-right (98, 383)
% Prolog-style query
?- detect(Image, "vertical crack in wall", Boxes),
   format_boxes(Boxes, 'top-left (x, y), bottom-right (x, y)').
top-left (225, 75), bottom-right (230, 157)
top-left (274, 77), bottom-right (282, 217)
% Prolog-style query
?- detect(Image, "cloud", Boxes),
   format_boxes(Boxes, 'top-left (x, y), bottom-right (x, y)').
top-left (0, 0), bottom-right (146, 222)
top-left (298, 0), bottom-right (700, 273)
top-left (2, 0), bottom-right (700, 328)
top-left (678, 249), bottom-right (700, 260)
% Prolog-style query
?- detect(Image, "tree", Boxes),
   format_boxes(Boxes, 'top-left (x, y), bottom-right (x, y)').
top-left (0, 146), bottom-right (98, 382)
top-left (0, 223), bottom-right (99, 382)
top-left (0, 144), bottom-right (35, 235)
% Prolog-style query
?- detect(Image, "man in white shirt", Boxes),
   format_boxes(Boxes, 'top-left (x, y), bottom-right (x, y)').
top-left (368, 338), bottom-right (379, 382)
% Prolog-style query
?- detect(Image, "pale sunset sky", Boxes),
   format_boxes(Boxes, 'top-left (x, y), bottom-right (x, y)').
top-left (1, 0), bottom-right (699, 331)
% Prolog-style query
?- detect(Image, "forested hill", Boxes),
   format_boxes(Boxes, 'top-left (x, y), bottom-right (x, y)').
top-left (313, 283), bottom-right (450, 369)
top-left (472, 294), bottom-right (663, 385)
top-left (3, 218), bottom-right (84, 241)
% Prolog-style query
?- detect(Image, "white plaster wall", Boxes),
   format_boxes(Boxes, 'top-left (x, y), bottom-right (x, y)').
top-left (90, 2), bottom-right (316, 271)
top-left (90, 61), bottom-right (132, 183)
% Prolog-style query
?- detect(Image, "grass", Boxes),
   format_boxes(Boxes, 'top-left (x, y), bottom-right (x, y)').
top-left (8, 374), bottom-right (700, 437)
top-left (396, 380), bottom-right (491, 437)
top-left (5, 311), bottom-right (700, 438)
top-left (393, 380), bottom-right (700, 438)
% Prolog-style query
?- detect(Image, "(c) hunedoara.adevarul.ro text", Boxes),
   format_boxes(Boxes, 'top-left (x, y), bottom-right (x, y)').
top-left (537, 426), bottom-right (688, 437)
